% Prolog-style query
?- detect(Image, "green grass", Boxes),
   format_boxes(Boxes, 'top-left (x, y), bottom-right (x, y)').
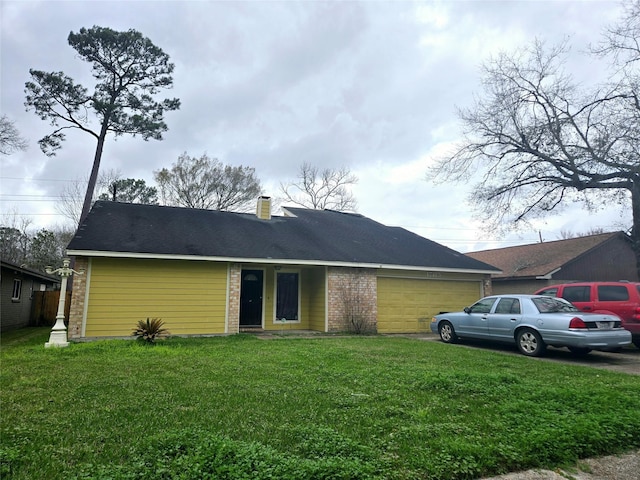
top-left (1, 328), bottom-right (639, 479)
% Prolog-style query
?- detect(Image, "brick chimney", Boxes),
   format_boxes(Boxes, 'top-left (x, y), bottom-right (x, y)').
top-left (256, 196), bottom-right (271, 220)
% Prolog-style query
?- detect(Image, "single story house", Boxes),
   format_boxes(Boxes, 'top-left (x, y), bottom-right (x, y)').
top-left (66, 197), bottom-right (499, 339)
top-left (1, 260), bottom-right (59, 331)
top-left (466, 231), bottom-right (638, 295)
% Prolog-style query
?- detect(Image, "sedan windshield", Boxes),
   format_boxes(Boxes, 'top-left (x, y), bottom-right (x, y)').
top-left (532, 296), bottom-right (578, 313)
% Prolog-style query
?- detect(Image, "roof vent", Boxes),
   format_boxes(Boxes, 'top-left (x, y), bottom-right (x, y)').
top-left (256, 196), bottom-right (271, 220)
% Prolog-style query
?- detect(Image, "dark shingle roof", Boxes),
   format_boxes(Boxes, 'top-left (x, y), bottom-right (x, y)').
top-left (67, 201), bottom-right (498, 272)
top-left (1, 260), bottom-right (59, 283)
top-left (466, 232), bottom-right (624, 279)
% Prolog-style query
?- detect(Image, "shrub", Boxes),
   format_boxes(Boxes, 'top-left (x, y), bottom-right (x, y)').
top-left (132, 318), bottom-right (169, 344)
top-left (337, 268), bottom-right (375, 334)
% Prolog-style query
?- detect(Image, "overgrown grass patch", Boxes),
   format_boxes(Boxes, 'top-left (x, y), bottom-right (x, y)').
top-left (2, 328), bottom-right (639, 479)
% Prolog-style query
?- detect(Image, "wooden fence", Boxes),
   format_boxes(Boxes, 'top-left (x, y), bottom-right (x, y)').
top-left (31, 291), bottom-right (72, 326)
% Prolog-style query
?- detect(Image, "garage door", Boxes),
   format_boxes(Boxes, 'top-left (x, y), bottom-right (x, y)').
top-left (377, 277), bottom-right (482, 333)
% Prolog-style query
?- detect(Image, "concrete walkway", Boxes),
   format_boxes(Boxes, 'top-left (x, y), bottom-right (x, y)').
top-left (479, 450), bottom-right (640, 480)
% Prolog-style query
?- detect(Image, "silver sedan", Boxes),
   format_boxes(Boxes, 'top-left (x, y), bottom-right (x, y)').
top-left (430, 295), bottom-right (632, 357)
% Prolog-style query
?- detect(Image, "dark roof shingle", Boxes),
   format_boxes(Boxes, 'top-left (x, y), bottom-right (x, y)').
top-left (67, 201), bottom-right (498, 272)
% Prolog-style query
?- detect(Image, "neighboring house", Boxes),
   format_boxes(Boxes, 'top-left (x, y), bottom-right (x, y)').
top-left (65, 198), bottom-right (499, 339)
top-left (466, 232), bottom-right (638, 295)
top-left (1, 260), bottom-right (59, 331)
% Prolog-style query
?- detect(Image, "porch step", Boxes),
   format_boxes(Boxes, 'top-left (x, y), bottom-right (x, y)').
top-left (239, 327), bottom-right (265, 333)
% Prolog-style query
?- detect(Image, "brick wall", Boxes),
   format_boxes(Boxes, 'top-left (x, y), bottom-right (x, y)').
top-left (327, 267), bottom-right (377, 333)
top-left (68, 257), bottom-right (89, 339)
top-left (483, 276), bottom-right (492, 296)
top-left (227, 263), bottom-right (241, 334)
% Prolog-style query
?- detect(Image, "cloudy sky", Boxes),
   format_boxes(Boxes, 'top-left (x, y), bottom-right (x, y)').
top-left (0, 0), bottom-right (632, 253)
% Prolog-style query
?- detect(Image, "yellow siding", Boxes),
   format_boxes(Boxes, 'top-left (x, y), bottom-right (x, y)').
top-left (85, 258), bottom-right (228, 337)
top-left (377, 275), bottom-right (482, 333)
top-left (263, 267), bottom-right (275, 329)
top-left (306, 267), bottom-right (326, 332)
top-left (298, 270), bottom-right (310, 329)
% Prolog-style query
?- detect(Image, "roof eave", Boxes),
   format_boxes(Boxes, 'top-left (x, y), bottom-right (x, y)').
top-left (66, 249), bottom-right (500, 275)
top-left (535, 267), bottom-right (561, 280)
top-left (492, 267), bottom-right (561, 282)
top-left (1, 260), bottom-right (60, 283)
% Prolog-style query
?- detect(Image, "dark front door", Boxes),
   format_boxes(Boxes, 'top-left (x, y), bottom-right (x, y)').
top-left (240, 269), bottom-right (263, 327)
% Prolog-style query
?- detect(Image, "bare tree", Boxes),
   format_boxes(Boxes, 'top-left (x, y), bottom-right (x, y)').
top-left (0, 115), bottom-right (28, 155)
top-left (57, 169), bottom-right (122, 225)
top-left (558, 228), bottom-right (607, 240)
top-left (593, 0), bottom-right (640, 67)
top-left (279, 162), bottom-right (358, 211)
top-left (154, 153), bottom-right (262, 211)
top-left (431, 28), bottom-right (640, 277)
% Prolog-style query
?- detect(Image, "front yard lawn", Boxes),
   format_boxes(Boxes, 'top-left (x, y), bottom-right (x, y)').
top-left (1, 329), bottom-right (639, 479)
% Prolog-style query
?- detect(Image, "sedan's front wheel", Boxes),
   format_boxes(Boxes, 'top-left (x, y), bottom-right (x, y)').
top-left (438, 321), bottom-right (458, 344)
top-left (515, 328), bottom-right (546, 357)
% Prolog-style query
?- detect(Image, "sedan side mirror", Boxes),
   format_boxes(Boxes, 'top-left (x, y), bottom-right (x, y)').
top-left (464, 307), bottom-right (471, 314)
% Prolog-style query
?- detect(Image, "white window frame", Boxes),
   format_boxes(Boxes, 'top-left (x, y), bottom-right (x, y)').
top-left (12, 279), bottom-right (22, 301)
top-left (273, 269), bottom-right (301, 323)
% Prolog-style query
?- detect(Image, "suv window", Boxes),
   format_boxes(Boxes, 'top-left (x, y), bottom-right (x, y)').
top-left (562, 286), bottom-right (591, 303)
top-left (598, 285), bottom-right (630, 301)
top-left (537, 288), bottom-right (558, 297)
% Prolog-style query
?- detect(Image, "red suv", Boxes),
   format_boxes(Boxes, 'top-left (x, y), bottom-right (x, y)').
top-left (534, 282), bottom-right (640, 348)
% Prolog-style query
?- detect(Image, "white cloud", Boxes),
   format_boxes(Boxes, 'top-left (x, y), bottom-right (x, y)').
top-left (0, 0), bottom-right (631, 253)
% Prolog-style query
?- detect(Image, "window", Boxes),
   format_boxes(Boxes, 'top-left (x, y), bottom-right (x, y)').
top-left (562, 286), bottom-right (591, 303)
top-left (469, 297), bottom-right (497, 314)
top-left (276, 272), bottom-right (299, 321)
top-left (495, 298), bottom-right (521, 314)
top-left (12, 279), bottom-right (22, 301)
top-left (533, 297), bottom-right (577, 313)
top-left (537, 288), bottom-right (558, 297)
top-left (598, 285), bottom-right (629, 301)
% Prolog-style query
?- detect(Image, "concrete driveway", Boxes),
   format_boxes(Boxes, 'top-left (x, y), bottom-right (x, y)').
top-left (523, 343), bottom-right (640, 375)
top-left (414, 333), bottom-right (640, 375)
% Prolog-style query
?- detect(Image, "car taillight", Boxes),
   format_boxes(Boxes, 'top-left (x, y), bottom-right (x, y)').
top-left (634, 307), bottom-right (640, 321)
top-left (569, 317), bottom-right (587, 329)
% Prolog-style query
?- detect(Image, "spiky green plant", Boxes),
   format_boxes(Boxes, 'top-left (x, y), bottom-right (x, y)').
top-left (132, 318), bottom-right (169, 344)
